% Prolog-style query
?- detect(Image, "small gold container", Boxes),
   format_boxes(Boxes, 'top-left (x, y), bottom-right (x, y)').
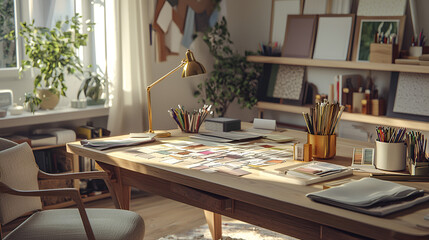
top-left (307, 134), bottom-right (336, 159)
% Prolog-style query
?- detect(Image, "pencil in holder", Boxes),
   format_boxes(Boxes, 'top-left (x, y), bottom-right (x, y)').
top-left (307, 134), bottom-right (336, 159)
top-left (168, 105), bottom-right (212, 133)
top-left (302, 100), bottom-right (345, 159)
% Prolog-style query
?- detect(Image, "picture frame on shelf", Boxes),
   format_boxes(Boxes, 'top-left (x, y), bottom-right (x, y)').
top-left (269, 0), bottom-right (302, 46)
top-left (352, 16), bottom-right (405, 62)
top-left (281, 15), bottom-right (318, 58)
top-left (257, 64), bottom-right (306, 106)
top-left (313, 14), bottom-right (355, 61)
top-left (386, 72), bottom-right (429, 122)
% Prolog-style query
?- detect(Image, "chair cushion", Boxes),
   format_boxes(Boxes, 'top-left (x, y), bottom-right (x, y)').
top-left (0, 138), bottom-right (17, 151)
top-left (0, 143), bottom-right (42, 224)
top-left (4, 208), bottom-right (145, 240)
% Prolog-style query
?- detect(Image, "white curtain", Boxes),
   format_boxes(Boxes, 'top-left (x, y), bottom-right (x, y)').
top-left (105, 0), bottom-right (152, 135)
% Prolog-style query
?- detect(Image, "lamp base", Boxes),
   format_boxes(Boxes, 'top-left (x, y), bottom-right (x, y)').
top-left (147, 130), bottom-right (171, 138)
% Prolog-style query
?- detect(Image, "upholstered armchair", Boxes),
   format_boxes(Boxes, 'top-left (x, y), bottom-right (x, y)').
top-left (0, 138), bottom-right (145, 240)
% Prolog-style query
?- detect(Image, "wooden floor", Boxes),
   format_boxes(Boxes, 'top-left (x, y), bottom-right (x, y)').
top-left (85, 191), bottom-right (208, 240)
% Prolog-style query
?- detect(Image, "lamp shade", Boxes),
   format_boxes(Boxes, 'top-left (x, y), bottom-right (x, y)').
top-left (182, 50), bottom-right (206, 77)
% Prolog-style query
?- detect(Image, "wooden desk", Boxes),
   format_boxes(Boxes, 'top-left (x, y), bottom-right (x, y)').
top-left (67, 128), bottom-right (429, 240)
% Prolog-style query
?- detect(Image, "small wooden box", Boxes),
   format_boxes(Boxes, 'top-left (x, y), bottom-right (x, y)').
top-left (369, 43), bottom-right (399, 63)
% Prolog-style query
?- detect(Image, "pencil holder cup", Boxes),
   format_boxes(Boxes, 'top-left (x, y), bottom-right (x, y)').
top-left (307, 134), bottom-right (336, 159)
top-left (408, 160), bottom-right (429, 176)
top-left (375, 141), bottom-right (406, 171)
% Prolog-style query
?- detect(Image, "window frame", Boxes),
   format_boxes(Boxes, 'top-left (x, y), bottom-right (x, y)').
top-left (0, 0), bottom-right (22, 80)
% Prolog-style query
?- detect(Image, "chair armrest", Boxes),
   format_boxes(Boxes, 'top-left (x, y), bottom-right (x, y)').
top-left (0, 182), bottom-right (96, 240)
top-left (38, 170), bottom-right (120, 209)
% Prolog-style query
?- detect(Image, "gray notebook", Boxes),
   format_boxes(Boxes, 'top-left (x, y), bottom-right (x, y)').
top-left (307, 177), bottom-right (429, 216)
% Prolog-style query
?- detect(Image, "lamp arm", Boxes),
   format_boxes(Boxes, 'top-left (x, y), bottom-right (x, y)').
top-left (147, 61), bottom-right (186, 133)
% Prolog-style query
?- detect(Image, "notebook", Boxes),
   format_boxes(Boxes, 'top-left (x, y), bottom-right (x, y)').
top-left (306, 177), bottom-right (429, 216)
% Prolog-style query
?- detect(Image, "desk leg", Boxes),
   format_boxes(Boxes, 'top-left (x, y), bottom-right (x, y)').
top-left (204, 210), bottom-right (222, 240)
top-left (97, 162), bottom-right (131, 210)
top-left (112, 166), bottom-right (131, 210)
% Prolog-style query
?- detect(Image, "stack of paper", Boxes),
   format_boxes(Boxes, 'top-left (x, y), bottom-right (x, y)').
top-left (307, 177), bottom-right (429, 216)
top-left (259, 161), bottom-right (352, 185)
top-left (81, 137), bottom-right (155, 150)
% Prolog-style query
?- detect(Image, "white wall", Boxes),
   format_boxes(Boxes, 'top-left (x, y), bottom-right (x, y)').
top-left (2, 0), bottom-right (429, 141)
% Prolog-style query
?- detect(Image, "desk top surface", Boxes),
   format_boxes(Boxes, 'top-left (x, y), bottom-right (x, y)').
top-left (67, 127), bottom-right (429, 239)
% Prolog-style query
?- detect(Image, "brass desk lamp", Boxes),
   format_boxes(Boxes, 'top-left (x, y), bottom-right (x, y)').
top-left (147, 49), bottom-right (206, 137)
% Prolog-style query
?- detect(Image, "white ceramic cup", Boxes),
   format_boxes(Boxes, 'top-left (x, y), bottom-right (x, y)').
top-left (375, 141), bottom-right (406, 171)
top-left (409, 46), bottom-right (423, 57)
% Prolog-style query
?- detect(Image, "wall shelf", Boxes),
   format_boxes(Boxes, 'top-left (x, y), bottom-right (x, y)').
top-left (257, 101), bottom-right (429, 132)
top-left (0, 105), bottom-right (109, 129)
top-left (247, 56), bottom-right (429, 74)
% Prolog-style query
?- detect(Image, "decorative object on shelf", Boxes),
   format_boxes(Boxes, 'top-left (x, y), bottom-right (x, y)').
top-left (6, 14), bottom-right (94, 111)
top-left (375, 126), bottom-right (406, 171)
top-left (71, 99), bottom-right (87, 109)
top-left (387, 72), bottom-right (429, 122)
top-left (352, 16), bottom-right (405, 62)
top-left (36, 88), bottom-right (59, 110)
top-left (406, 131), bottom-right (429, 176)
top-left (281, 15), bottom-right (317, 58)
top-left (303, 0), bottom-right (328, 14)
top-left (23, 92), bottom-right (41, 113)
top-left (77, 67), bottom-right (106, 106)
top-left (369, 43), bottom-right (399, 63)
top-left (312, 14), bottom-right (355, 61)
top-left (148, 49), bottom-right (206, 137)
top-left (258, 64), bottom-right (306, 106)
top-left (194, 17), bottom-right (262, 117)
top-left (0, 90), bottom-right (13, 112)
top-left (357, 0), bottom-right (407, 16)
top-left (302, 100), bottom-right (345, 159)
top-left (168, 105), bottom-right (212, 133)
top-left (8, 104), bottom-right (24, 115)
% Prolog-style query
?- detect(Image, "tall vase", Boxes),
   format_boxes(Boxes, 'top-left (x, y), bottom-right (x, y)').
top-left (36, 88), bottom-right (60, 110)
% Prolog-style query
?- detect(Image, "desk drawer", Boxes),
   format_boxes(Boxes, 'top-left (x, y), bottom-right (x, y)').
top-left (170, 183), bottom-right (233, 213)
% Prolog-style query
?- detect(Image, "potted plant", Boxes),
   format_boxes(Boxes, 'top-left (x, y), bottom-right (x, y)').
top-left (6, 13), bottom-right (94, 111)
top-left (77, 66), bottom-right (106, 106)
top-left (194, 17), bottom-right (262, 117)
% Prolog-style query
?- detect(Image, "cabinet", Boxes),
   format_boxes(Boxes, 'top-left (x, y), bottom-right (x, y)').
top-left (247, 56), bottom-right (429, 132)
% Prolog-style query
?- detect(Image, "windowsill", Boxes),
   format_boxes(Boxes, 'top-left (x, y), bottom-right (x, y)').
top-left (0, 105), bottom-right (109, 129)
top-left (0, 68), bottom-right (19, 80)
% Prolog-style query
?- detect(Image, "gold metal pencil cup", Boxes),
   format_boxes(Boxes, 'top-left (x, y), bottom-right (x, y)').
top-left (307, 134), bottom-right (336, 159)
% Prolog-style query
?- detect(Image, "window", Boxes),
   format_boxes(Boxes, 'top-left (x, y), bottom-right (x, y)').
top-left (0, 0), bottom-right (19, 76)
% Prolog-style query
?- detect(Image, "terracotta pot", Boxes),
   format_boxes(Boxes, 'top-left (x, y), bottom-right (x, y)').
top-left (36, 88), bottom-right (60, 110)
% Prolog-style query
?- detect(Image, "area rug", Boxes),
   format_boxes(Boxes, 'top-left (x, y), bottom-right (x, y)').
top-left (159, 220), bottom-right (298, 240)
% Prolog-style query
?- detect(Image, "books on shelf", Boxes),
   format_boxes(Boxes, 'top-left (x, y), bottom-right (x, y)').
top-left (29, 134), bottom-right (57, 147)
top-left (259, 161), bottom-right (352, 185)
top-left (306, 177), bottom-right (429, 216)
top-left (33, 128), bottom-right (76, 145)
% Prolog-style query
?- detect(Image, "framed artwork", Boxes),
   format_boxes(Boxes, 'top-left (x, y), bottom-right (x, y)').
top-left (282, 15), bottom-right (318, 58)
top-left (352, 16), bottom-right (405, 62)
top-left (257, 64), bottom-right (306, 105)
top-left (386, 72), bottom-right (429, 121)
top-left (269, 0), bottom-right (302, 45)
top-left (313, 14), bottom-right (355, 61)
top-left (303, 0), bottom-right (328, 14)
top-left (357, 0), bottom-right (406, 16)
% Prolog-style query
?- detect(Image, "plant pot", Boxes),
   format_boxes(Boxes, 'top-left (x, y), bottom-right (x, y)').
top-left (36, 88), bottom-right (60, 110)
top-left (87, 98), bottom-right (106, 106)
